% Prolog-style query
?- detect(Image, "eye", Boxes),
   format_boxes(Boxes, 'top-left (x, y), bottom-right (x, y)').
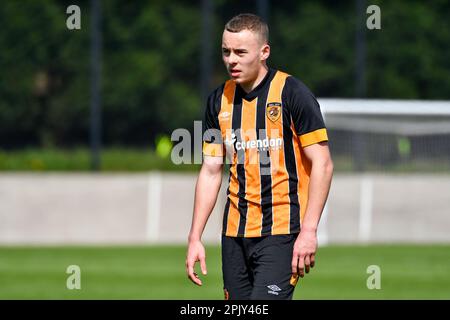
top-left (222, 48), bottom-right (230, 55)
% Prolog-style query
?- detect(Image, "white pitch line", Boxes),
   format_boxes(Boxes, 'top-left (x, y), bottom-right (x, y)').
top-left (359, 176), bottom-right (373, 242)
top-left (147, 172), bottom-right (162, 242)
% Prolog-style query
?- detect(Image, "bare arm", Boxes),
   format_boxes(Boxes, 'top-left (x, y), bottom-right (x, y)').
top-left (291, 141), bottom-right (333, 278)
top-left (186, 155), bottom-right (223, 286)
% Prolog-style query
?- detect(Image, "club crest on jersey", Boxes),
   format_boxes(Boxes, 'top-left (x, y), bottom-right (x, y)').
top-left (266, 102), bottom-right (281, 122)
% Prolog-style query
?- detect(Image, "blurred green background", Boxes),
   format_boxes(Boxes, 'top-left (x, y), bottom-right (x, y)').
top-left (1, 0), bottom-right (449, 171)
top-left (1, 245), bottom-right (449, 299)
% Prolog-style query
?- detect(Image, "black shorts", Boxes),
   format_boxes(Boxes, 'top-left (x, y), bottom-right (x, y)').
top-left (221, 233), bottom-right (299, 300)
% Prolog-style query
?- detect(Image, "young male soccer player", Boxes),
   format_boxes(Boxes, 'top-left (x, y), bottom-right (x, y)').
top-left (186, 13), bottom-right (333, 300)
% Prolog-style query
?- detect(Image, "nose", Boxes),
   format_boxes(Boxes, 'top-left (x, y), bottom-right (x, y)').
top-left (228, 52), bottom-right (238, 65)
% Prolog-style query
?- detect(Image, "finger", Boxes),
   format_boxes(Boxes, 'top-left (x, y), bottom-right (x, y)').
top-left (304, 255), bottom-right (311, 274)
top-left (187, 261), bottom-right (202, 286)
top-left (298, 255), bottom-right (305, 277)
top-left (310, 254), bottom-right (316, 268)
top-left (189, 271), bottom-right (202, 286)
top-left (200, 256), bottom-right (207, 275)
top-left (191, 271), bottom-right (202, 286)
top-left (291, 253), bottom-right (299, 274)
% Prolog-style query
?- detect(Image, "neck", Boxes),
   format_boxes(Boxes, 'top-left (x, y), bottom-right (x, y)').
top-left (240, 65), bottom-right (269, 93)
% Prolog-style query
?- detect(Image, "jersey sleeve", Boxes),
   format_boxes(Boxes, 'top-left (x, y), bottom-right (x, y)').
top-left (202, 86), bottom-right (224, 157)
top-left (284, 76), bottom-right (328, 147)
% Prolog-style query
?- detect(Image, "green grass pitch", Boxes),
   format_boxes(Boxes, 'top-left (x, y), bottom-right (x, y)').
top-left (0, 245), bottom-right (449, 299)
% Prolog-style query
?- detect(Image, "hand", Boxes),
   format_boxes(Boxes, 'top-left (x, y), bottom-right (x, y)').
top-left (185, 240), bottom-right (208, 286)
top-left (291, 228), bottom-right (318, 278)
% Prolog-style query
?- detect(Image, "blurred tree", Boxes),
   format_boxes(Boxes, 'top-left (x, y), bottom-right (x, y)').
top-left (0, 0), bottom-right (90, 148)
top-left (0, 0), bottom-right (448, 149)
top-left (366, 0), bottom-right (450, 99)
top-left (101, 0), bottom-right (202, 146)
top-left (270, 1), bottom-right (355, 97)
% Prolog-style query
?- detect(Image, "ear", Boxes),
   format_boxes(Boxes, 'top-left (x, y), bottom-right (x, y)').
top-left (260, 44), bottom-right (270, 61)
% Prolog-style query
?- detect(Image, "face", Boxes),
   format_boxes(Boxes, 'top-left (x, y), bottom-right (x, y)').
top-left (222, 29), bottom-right (270, 86)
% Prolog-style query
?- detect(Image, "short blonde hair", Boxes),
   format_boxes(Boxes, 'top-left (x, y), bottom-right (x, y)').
top-left (225, 13), bottom-right (269, 44)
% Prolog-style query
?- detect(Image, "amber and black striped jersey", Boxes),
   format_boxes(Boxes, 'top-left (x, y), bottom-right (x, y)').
top-left (202, 68), bottom-right (328, 238)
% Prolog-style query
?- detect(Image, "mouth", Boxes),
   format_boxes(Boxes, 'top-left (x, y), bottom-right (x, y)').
top-left (229, 69), bottom-right (241, 77)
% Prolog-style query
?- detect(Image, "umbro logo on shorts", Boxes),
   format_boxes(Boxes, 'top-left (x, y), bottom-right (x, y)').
top-left (267, 284), bottom-right (282, 295)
